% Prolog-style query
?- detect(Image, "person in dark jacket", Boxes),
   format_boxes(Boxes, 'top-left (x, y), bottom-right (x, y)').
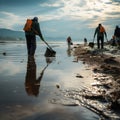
top-left (24, 17), bottom-right (44, 57)
top-left (93, 23), bottom-right (108, 49)
top-left (114, 25), bottom-right (120, 47)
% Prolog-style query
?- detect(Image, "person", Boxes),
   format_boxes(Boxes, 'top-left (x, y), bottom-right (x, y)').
top-left (24, 17), bottom-right (44, 57)
top-left (84, 38), bottom-right (87, 46)
top-left (67, 36), bottom-right (72, 49)
top-left (109, 36), bottom-right (116, 46)
top-left (93, 23), bottom-right (108, 49)
top-left (114, 25), bottom-right (120, 47)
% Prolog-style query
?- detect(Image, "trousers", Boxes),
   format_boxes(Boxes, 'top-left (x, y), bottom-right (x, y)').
top-left (25, 35), bottom-right (36, 56)
top-left (97, 36), bottom-right (104, 49)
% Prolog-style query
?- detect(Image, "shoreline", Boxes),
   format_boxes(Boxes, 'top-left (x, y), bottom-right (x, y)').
top-left (72, 43), bottom-right (120, 119)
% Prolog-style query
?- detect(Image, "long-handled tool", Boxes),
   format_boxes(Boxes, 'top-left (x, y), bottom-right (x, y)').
top-left (39, 36), bottom-right (56, 57)
top-left (32, 27), bottom-right (56, 57)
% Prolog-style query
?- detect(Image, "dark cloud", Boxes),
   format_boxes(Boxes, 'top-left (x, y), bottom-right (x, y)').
top-left (0, 0), bottom-right (45, 7)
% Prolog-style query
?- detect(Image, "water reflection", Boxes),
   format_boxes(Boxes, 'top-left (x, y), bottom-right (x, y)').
top-left (25, 56), bottom-right (55, 97)
top-left (25, 57), bottom-right (46, 97)
top-left (67, 48), bottom-right (71, 57)
top-left (45, 57), bottom-right (55, 65)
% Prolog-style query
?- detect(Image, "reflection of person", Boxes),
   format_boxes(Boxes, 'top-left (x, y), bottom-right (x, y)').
top-left (25, 56), bottom-right (47, 97)
top-left (23, 17), bottom-right (44, 57)
top-left (45, 57), bottom-right (55, 65)
top-left (93, 23), bottom-right (108, 49)
top-left (67, 48), bottom-right (71, 57)
top-left (67, 36), bottom-right (72, 49)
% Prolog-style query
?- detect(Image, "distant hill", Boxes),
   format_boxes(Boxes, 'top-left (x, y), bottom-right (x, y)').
top-left (0, 28), bottom-right (25, 41)
top-left (0, 28), bottom-right (66, 41)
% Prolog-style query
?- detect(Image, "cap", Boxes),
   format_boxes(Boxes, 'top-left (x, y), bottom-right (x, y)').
top-left (33, 17), bottom-right (38, 21)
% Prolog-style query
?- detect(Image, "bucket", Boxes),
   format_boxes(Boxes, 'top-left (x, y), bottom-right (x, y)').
top-left (44, 47), bottom-right (56, 57)
top-left (89, 42), bottom-right (94, 48)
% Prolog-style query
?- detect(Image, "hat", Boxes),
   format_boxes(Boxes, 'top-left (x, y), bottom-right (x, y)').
top-left (33, 17), bottom-right (38, 21)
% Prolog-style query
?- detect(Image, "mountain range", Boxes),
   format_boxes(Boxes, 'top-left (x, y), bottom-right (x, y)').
top-left (0, 28), bottom-right (25, 40)
top-left (0, 28), bottom-right (65, 41)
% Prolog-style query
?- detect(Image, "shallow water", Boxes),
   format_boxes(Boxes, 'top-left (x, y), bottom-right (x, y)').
top-left (0, 41), bottom-right (99, 120)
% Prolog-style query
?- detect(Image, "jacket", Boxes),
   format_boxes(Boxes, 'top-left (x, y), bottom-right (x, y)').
top-left (94, 26), bottom-right (107, 38)
top-left (25, 20), bottom-right (44, 40)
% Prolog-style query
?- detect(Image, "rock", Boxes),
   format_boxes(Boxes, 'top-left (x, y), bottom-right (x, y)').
top-left (76, 74), bottom-right (83, 78)
top-left (56, 84), bottom-right (60, 88)
top-left (3, 52), bottom-right (6, 56)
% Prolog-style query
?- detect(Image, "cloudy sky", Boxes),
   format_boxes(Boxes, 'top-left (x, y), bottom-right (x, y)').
top-left (0, 0), bottom-right (120, 40)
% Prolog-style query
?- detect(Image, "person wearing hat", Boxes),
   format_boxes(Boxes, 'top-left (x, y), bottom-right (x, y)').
top-left (24, 17), bottom-right (44, 57)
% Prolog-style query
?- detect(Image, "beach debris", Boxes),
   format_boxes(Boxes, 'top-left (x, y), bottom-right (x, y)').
top-left (76, 74), bottom-right (83, 78)
top-left (2, 52), bottom-right (6, 56)
top-left (104, 57), bottom-right (119, 64)
top-left (72, 57), bottom-right (78, 62)
top-left (93, 68), bottom-right (98, 73)
top-left (20, 59), bottom-right (24, 63)
top-left (88, 42), bottom-right (94, 48)
top-left (56, 84), bottom-right (60, 89)
top-left (91, 82), bottom-right (101, 86)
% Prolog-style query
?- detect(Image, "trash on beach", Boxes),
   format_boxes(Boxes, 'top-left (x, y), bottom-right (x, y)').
top-left (76, 74), bottom-right (83, 78)
top-left (2, 52), bottom-right (6, 56)
top-left (88, 42), bottom-right (94, 48)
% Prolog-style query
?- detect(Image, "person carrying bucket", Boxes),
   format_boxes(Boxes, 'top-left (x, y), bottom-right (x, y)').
top-left (23, 17), bottom-right (44, 57)
top-left (93, 23), bottom-right (108, 49)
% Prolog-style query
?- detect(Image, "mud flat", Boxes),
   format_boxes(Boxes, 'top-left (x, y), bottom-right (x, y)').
top-left (71, 44), bottom-right (120, 120)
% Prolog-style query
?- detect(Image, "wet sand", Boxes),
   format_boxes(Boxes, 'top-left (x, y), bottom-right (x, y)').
top-left (73, 43), bottom-right (120, 119)
top-left (0, 41), bottom-right (100, 120)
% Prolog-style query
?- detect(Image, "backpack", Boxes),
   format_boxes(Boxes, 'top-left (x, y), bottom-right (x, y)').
top-left (23, 19), bottom-right (33, 32)
top-left (100, 26), bottom-right (105, 33)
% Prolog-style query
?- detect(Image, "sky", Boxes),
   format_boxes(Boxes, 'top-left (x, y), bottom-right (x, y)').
top-left (0, 0), bottom-right (120, 40)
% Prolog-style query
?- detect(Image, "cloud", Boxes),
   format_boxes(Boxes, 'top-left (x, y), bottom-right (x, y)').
top-left (40, 2), bottom-right (63, 7)
top-left (38, 0), bottom-right (116, 26)
top-left (0, 61), bottom-right (23, 76)
top-left (0, 11), bottom-right (20, 29)
top-left (0, 0), bottom-right (120, 38)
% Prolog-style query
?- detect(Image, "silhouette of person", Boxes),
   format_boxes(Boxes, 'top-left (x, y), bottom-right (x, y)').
top-left (84, 38), bottom-right (87, 46)
top-left (66, 36), bottom-right (72, 49)
top-left (23, 17), bottom-right (44, 57)
top-left (93, 23), bottom-right (108, 49)
top-left (25, 56), bottom-right (48, 97)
